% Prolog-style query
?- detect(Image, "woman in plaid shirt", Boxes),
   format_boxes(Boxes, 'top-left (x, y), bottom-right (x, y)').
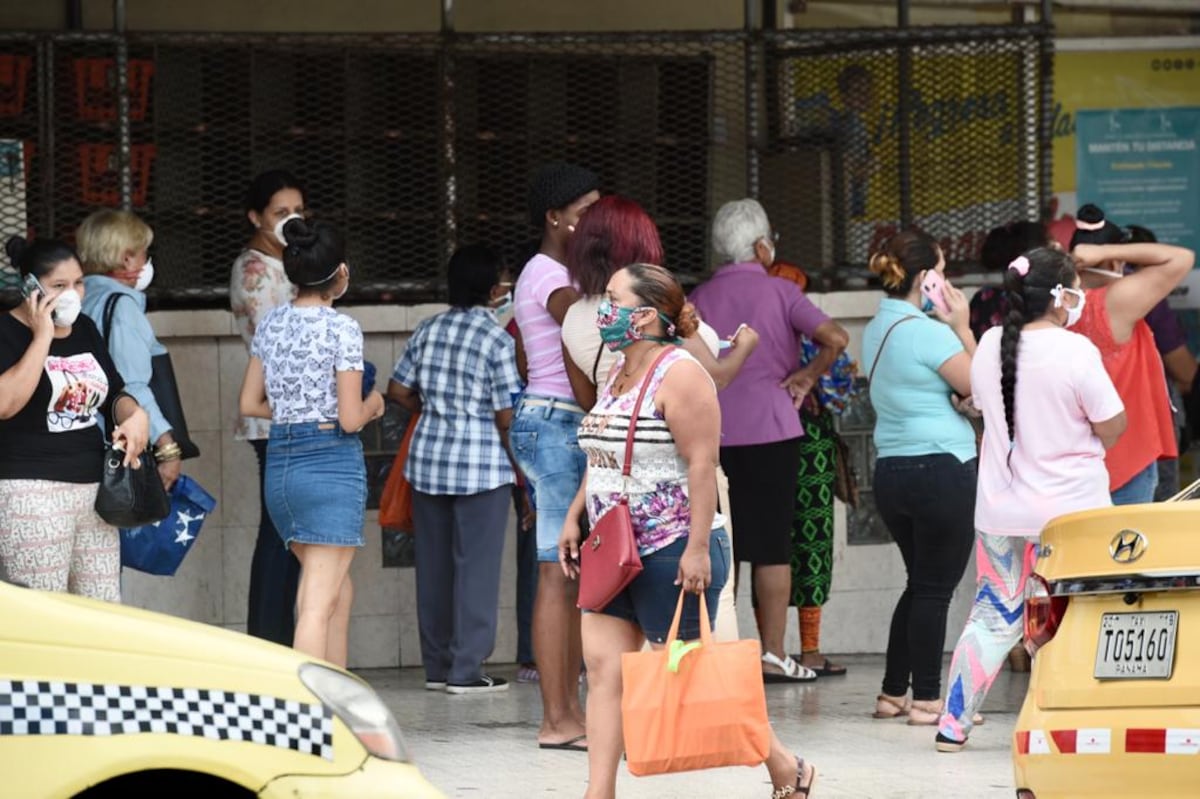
top-left (389, 244), bottom-right (524, 694)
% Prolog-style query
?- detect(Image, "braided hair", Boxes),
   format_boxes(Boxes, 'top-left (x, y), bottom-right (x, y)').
top-left (999, 247), bottom-right (1078, 445)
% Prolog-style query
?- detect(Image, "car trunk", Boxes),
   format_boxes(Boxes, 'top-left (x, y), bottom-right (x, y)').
top-left (1032, 502), bottom-right (1200, 710)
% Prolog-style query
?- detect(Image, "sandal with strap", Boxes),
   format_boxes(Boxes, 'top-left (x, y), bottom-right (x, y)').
top-left (762, 652), bottom-right (818, 683)
top-left (872, 693), bottom-right (910, 719)
top-left (771, 755), bottom-right (817, 798)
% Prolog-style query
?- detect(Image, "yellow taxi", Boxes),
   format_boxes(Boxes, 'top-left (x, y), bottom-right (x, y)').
top-left (1014, 485), bottom-right (1200, 799)
top-left (0, 577), bottom-right (445, 798)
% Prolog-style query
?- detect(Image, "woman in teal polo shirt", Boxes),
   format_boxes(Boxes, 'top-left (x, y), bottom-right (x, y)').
top-left (862, 229), bottom-right (977, 726)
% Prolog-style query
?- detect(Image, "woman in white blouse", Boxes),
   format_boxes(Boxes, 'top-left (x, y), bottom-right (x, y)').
top-left (229, 170), bottom-right (304, 646)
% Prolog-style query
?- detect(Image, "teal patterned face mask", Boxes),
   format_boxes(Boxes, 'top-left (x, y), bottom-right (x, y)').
top-left (595, 298), bottom-right (677, 351)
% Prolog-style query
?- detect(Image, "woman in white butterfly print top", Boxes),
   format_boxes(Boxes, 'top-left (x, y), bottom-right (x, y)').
top-left (240, 218), bottom-right (384, 667)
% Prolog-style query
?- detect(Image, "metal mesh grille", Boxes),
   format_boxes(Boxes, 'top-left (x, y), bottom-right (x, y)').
top-left (765, 26), bottom-right (1051, 287)
top-left (0, 26), bottom-right (1050, 307)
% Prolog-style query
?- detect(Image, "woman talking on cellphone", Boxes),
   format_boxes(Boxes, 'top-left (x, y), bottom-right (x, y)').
top-left (862, 230), bottom-right (977, 726)
top-left (0, 236), bottom-right (150, 601)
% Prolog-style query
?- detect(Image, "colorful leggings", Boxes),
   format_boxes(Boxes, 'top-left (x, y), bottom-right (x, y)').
top-left (938, 532), bottom-right (1036, 743)
top-left (0, 480), bottom-right (120, 602)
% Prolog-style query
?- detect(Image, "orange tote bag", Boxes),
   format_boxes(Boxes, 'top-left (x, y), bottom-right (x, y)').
top-left (621, 590), bottom-right (771, 776)
top-left (379, 412), bottom-right (419, 530)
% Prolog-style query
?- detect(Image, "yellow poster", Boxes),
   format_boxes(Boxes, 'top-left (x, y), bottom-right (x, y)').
top-left (1054, 44), bottom-right (1200, 196)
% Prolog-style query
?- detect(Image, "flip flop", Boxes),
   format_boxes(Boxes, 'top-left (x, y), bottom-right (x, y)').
top-left (539, 734), bottom-right (588, 752)
top-left (789, 655), bottom-right (848, 677)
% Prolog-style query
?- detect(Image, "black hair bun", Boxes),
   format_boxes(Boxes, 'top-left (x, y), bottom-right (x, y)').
top-left (1077, 203), bottom-right (1106, 225)
top-left (282, 217), bottom-right (318, 249)
top-left (5, 235), bottom-right (27, 266)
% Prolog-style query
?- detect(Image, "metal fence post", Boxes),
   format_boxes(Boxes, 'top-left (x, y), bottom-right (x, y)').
top-left (744, 0), bottom-right (761, 200)
top-left (114, 0), bottom-right (132, 211)
top-left (896, 0), bottom-right (914, 229)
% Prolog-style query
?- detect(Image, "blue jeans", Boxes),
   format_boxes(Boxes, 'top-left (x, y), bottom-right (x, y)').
top-left (266, 422), bottom-right (366, 548)
top-left (1111, 461), bottom-right (1159, 506)
top-left (514, 484), bottom-right (538, 664)
top-left (510, 397), bottom-right (587, 562)
top-left (593, 529), bottom-right (731, 643)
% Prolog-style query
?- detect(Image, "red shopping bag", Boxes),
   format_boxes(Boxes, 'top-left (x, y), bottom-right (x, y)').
top-left (621, 590), bottom-right (771, 776)
top-left (379, 412), bottom-right (419, 530)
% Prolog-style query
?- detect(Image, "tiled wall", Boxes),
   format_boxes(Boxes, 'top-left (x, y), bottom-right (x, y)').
top-left (130, 295), bottom-right (976, 668)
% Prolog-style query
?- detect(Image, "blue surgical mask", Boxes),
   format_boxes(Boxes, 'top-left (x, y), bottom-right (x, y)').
top-left (489, 290), bottom-right (514, 327)
top-left (920, 296), bottom-right (935, 314)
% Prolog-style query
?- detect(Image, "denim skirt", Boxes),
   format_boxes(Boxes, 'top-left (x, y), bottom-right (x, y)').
top-left (265, 421), bottom-right (366, 549)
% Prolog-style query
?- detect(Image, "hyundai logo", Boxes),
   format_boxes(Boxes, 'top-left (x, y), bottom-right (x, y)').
top-left (1110, 529), bottom-right (1148, 563)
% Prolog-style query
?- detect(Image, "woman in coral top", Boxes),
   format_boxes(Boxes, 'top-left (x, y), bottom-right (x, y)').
top-left (1069, 204), bottom-right (1195, 504)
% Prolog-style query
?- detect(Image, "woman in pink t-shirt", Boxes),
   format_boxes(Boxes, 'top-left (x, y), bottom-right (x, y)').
top-left (936, 247), bottom-right (1126, 753)
top-left (510, 162), bottom-right (600, 750)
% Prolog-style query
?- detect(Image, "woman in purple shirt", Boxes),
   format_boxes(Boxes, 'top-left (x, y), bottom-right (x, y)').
top-left (690, 198), bottom-right (849, 683)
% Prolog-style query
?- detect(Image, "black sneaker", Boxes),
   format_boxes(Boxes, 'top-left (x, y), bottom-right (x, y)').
top-left (446, 675), bottom-right (509, 695)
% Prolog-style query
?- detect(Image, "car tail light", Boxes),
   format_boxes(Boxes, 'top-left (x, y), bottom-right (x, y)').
top-left (1024, 572), bottom-right (1067, 654)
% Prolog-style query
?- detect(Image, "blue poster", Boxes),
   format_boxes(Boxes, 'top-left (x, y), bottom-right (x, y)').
top-left (1075, 107), bottom-right (1200, 255)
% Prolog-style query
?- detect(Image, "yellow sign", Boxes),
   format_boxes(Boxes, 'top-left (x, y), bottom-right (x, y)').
top-left (1053, 47), bottom-right (1200, 194)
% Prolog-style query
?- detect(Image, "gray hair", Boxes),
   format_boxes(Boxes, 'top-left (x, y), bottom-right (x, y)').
top-left (711, 198), bottom-right (771, 264)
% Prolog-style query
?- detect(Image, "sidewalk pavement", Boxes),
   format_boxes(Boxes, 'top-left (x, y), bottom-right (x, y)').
top-left (364, 653), bottom-right (1028, 798)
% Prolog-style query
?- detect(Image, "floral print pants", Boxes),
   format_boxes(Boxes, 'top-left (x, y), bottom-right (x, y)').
top-left (0, 480), bottom-right (120, 602)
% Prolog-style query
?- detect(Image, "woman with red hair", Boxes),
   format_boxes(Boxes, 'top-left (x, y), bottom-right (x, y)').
top-left (560, 195), bottom-right (758, 410)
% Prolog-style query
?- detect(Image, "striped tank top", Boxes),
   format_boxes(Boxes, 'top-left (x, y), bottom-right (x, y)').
top-left (577, 347), bottom-right (722, 556)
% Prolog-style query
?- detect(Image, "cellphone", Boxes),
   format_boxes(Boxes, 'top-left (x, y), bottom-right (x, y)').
top-left (920, 270), bottom-right (951, 316)
top-left (21, 273), bottom-right (41, 299)
top-left (718, 322), bottom-right (749, 350)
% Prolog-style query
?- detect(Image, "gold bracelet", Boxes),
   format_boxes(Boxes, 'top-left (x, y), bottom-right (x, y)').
top-left (154, 443), bottom-right (182, 462)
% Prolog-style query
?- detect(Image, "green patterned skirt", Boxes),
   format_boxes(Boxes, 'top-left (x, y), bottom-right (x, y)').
top-left (789, 406), bottom-right (836, 607)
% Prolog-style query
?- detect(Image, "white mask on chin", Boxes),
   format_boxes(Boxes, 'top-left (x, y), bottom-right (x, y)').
top-left (133, 258), bottom-right (154, 292)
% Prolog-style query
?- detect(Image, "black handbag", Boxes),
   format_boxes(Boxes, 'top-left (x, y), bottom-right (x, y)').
top-left (94, 444), bottom-right (172, 528)
top-left (102, 293), bottom-right (200, 459)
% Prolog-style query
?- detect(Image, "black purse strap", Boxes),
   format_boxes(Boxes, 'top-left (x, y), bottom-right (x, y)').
top-left (101, 292), bottom-right (128, 344)
top-left (868, 315), bottom-right (917, 385)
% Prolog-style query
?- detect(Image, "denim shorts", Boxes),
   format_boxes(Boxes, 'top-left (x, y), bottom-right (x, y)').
top-left (265, 421), bottom-right (366, 549)
top-left (593, 528), bottom-right (731, 643)
top-left (510, 396), bottom-right (587, 562)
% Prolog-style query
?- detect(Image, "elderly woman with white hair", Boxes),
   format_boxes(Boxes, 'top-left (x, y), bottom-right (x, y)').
top-left (689, 198), bottom-right (849, 684)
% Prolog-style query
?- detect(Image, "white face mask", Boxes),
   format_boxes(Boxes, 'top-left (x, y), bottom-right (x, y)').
top-left (1051, 284), bottom-right (1087, 328)
top-left (51, 288), bottom-right (82, 327)
top-left (272, 213), bottom-right (304, 247)
top-left (133, 258), bottom-right (154, 292)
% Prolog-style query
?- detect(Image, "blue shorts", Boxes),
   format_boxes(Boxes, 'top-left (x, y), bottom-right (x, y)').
top-left (510, 396), bottom-right (587, 563)
top-left (265, 422), bottom-right (366, 549)
top-left (593, 528), bottom-right (731, 643)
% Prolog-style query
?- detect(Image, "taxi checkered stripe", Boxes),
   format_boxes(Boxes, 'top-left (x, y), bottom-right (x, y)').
top-left (0, 679), bottom-right (334, 760)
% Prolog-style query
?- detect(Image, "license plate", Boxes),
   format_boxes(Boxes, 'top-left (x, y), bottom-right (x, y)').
top-left (1094, 611), bottom-right (1178, 680)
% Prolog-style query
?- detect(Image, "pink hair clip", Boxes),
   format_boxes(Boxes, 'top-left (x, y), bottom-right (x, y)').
top-left (1008, 255), bottom-right (1031, 276)
top-left (1075, 218), bottom-right (1105, 231)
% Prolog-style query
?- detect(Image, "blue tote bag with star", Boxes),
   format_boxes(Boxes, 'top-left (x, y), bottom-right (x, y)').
top-left (120, 475), bottom-right (217, 576)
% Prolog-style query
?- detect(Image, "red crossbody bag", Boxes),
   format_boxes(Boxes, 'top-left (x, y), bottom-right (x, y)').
top-left (577, 346), bottom-right (675, 611)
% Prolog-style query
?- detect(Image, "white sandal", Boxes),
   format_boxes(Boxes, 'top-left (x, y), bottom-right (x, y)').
top-left (762, 652), bottom-right (818, 683)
